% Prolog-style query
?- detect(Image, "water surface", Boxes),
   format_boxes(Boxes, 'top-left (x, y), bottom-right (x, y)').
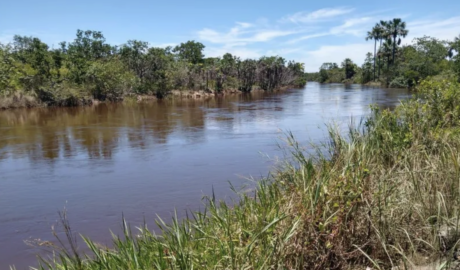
top-left (0, 83), bottom-right (410, 269)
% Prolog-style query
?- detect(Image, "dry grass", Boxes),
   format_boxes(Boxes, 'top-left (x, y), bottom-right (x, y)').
top-left (0, 93), bottom-right (40, 109)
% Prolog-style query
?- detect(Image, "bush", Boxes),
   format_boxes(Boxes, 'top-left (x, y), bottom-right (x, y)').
top-left (389, 76), bottom-right (408, 88)
top-left (84, 59), bottom-right (138, 100)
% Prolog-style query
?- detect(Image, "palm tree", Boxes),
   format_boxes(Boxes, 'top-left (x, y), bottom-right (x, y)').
top-left (377, 20), bottom-right (388, 77)
top-left (366, 23), bottom-right (385, 81)
top-left (365, 27), bottom-right (377, 81)
top-left (386, 18), bottom-right (409, 64)
top-left (379, 39), bottom-right (392, 71)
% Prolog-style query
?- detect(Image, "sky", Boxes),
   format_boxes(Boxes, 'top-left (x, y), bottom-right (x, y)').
top-left (1, 0), bottom-right (460, 72)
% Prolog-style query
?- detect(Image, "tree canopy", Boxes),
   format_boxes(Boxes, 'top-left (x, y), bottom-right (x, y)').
top-left (0, 30), bottom-right (306, 108)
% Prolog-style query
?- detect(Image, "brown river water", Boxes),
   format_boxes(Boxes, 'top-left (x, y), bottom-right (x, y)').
top-left (0, 83), bottom-right (410, 269)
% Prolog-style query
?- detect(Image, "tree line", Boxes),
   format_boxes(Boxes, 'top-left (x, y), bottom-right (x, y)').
top-left (0, 30), bottom-right (307, 107)
top-left (306, 18), bottom-right (460, 88)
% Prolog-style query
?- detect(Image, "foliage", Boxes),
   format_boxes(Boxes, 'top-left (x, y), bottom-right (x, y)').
top-left (84, 58), bottom-right (138, 100)
top-left (0, 31), bottom-right (306, 108)
top-left (237, 59), bottom-right (258, 92)
top-left (172, 41), bottom-right (205, 65)
top-left (385, 18), bottom-right (409, 63)
top-left (361, 52), bottom-right (374, 83)
top-left (341, 58), bottom-right (357, 80)
top-left (315, 61), bottom-right (360, 83)
top-left (449, 35), bottom-right (460, 80)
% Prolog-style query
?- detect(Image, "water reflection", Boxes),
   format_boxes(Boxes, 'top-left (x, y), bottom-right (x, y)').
top-left (0, 91), bottom-right (309, 163)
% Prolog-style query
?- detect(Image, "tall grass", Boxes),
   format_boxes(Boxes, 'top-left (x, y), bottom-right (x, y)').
top-left (25, 79), bottom-right (460, 269)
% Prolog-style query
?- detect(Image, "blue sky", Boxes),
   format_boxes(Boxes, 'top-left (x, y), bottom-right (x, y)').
top-left (1, 0), bottom-right (460, 71)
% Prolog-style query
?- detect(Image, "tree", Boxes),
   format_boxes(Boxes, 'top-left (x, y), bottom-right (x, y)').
top-left (288, 61), bottom-right (307, 87)
top-left (448, 35), bottom-right (460, 80)
top-left (143, 47), bottom-right (174, 96)
top-left (12, 36), bottom-right (52, 77)
top-left (0, 44), bottom-right (20, 94)
top-left (237, 59), bottom-right (257, 92)
top-left (173, 41), bottom-right (205, 65)
top-left (85, 58), bottom-right (137, 100)
top-left (318, 63), bottom-right (340, 83)
top-left (341, 58), bottom-right (356, 80)
top-left (362, 52), bottom-right (374, 83)
top-left (119, 40), bottom-right (149, 79)
top-left (220, 53), bottom-right (237, 76)
top-left (379, 39), bottom-right (393, 71)
top-left (319, 68), bottom-right (329, 83)
top-left (64, 30), bottom-right (114, 83)
top-left (9, 35), bottom-right (63, 92)
top-left (408, 36), bottom-right (449, 78)
top-left (377, 20), bottom-right (389, 77)
top-left (320, 63), bottom-right (339, 70)
top-left (0, 29), bottom-right (307, 106)
top-left (366, 24), bottom-right (383, 80)
top-left (385, 18), bottom-right (409, 64)
top-left (257, 56), bottom-right (286, 91)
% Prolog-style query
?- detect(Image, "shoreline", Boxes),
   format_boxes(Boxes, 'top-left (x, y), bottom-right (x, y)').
top-left (0, 85), bottom-right (300, 111)
top-left (308, 80), bottom-right (411, 90)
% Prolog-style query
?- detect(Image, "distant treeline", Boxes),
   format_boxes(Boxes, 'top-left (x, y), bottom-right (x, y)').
top-left (0, 30), bottom-right (306, 108)
top-left (306, 18), bottom-right (460, 88)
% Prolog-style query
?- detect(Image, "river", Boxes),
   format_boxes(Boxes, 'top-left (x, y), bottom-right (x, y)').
top-left (0, 82), bottom-right (410, 269)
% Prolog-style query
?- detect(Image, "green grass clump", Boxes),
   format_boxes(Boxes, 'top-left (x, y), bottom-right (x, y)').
top-left (25, 79), bottom-right (460, 269)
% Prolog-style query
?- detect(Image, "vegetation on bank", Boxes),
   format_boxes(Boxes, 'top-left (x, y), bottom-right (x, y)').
top-left (19, 77), bottom-right (460, 269)
top-left (306, 18), bottom-right (460, 88)
top-left (0, 31), bottom-right (306, 109)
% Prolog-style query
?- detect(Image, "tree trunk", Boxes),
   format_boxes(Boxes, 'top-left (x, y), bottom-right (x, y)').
top-left (373, 39), bottom-right (377, 81)
top-left (392, 34), bottom-right (396, 65)
top-left (378, 39), bottom-right (382, 77)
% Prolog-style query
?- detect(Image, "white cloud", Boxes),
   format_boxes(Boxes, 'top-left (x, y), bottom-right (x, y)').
top-left (406, 16), bottom-right (460, 42)
top-left (235, 22), bottom-right (253, 28)
top-left (0, 34), bottom-right (14, 44)
top-left (150, 42), bottom-right (177, 48)
top-left (205, 46), bottom-right (261, 59)
top-left (286, 17), bottom-right (373, 44)
top-left (197, 22), bottom-right (298, 46)
top-left (281, 8), bottom-right (354, 24)
top-left (330, 17), bottom-right (373, 36)
top-left (265, 47), bottom-right (304, 56)
top-left (286, 32), bottom-right (331, 44)
top-left (301, 43), bottom-right (373, 72)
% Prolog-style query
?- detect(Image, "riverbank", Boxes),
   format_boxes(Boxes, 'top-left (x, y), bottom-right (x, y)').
top-left (0, 86), bottom-right (298, 110)
top-left (21, 78), bottom-right (459, 270)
